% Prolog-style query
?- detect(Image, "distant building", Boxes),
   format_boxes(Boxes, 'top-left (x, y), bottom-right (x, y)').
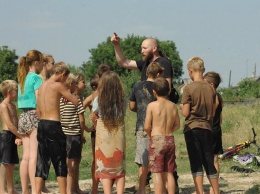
top-left (179, 78), bottom-right (192, 94)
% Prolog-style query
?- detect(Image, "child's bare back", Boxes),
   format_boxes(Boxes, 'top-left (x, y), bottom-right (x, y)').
top-left (146, 97), bottom-right (180, 137)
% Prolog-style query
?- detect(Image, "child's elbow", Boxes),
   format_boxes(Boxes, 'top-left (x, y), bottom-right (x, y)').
top-left (129, 106), bottom-right (136, 112)
top-left (181, 111), bottom-right (189, 117)
top-left (173, 123), bottom-right (180, 131)
top-left (144, 125), bottom-right (149, 133)
top-left (73, 99), bottom-right (80, 106)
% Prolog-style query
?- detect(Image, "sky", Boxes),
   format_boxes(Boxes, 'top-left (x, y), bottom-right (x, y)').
top-left (1, 0), bottom-right (260, 87)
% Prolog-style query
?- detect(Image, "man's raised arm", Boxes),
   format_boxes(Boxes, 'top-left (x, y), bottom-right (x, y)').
top-left (111, 32), bottom-right (139, 70)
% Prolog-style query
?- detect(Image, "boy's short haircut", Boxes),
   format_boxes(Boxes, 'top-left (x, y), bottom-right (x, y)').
top-left (65, 73), bottom-right (77, 88)
top-left (146, 62), bottom-right (165, 79)
top-left (98, 64), bottom-right (111, 78)
top-left (74, 73), bottom-right (85, 83)
top-left (90, 74), bottom-right (99, 89)
top-left (187, 56), bottom-right (205, 72)
top-left (0, 80), bottom-right (18, 97)
top-left (204, 71), bottom-right (222, 89)
top-left (153, 78), bottom-right (169, 97)
top-left (51, 62), bottom-right (70, 76)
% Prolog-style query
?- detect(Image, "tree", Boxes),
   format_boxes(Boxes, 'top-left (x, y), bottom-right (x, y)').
top-left (0, 46), bottom-right (19, 83)
top-left (81, 34), bottom-right (183, 82)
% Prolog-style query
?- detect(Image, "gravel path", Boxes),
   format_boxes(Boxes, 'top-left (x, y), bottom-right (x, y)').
top-left (14, 172), bottom-right (260, 193)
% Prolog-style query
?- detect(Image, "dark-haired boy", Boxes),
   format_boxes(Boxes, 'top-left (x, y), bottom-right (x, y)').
top-left (144, 77), bottom-right (180, 194)
top-left (129, 62), bottom-right (164, 194)
top-left (204, 71), bottom-right (224, 178)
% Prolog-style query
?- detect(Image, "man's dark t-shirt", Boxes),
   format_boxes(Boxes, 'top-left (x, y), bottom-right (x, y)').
top-left (129, 81), bottom-right (155, 132)
top-left (136, 57), bottom-right (173, 81)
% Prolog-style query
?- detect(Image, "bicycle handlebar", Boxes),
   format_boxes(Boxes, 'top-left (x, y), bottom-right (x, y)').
top-left (219, 127), bottom-right (259, 159)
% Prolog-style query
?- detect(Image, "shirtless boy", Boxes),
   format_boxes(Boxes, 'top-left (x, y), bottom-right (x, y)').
top-left (0, 80), bottom-right (22, 194)
top-left (35, 62), bottom-right (79, 194)
top-left (144, 78), bottom-right (180, 194)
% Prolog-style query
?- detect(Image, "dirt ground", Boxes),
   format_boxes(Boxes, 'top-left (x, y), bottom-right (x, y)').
top-left (14, 172), bottom-right (260, 194)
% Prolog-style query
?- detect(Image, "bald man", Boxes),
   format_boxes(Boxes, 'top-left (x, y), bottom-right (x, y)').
top-left (111, 33), bottom-right (180, 194)
top-left (111, 33), bottom-right (173, 89)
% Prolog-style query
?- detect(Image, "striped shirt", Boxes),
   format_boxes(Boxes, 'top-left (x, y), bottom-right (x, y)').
top-left (60, 96), bottom-right (85, 135)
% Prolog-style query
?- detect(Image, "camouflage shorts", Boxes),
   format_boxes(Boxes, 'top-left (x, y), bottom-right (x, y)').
top-left (18, 109), bottom-right (39, 134)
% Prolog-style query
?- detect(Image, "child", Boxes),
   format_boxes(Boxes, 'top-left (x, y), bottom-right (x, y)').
top-left (129, 62), bottom-right (164, 194)
top-left (59, 73), bottom-right (85, 194)
top-left (84, 64), bottom-right (110, 194)
top-left (75, 73), bottom-right (94, 194)
top-left (40, 54), bottom-right (55, 82)
top-left (83, 74), bottom-right (99, 194)
top-left (204, 72), bottom-right (224, 177)
top-left (180, 57), bottom-right (219, 194)
top-left (17, 50), bottom-right (43, 194)
top-left (91, 71), bottom-right (126, 194)
top-left (83, 74), bottom-right (99, 110)
top-left (144, 77), bottom-right (180, 194)
top-left (35, 62), bottom-right (79, 194)
top-left (0, 80), bottom-right (22, 194)
top-left (39, 53), bottom-right (55, 194)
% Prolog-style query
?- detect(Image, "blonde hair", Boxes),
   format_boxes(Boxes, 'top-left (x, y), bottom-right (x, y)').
top-left (146, 62), bottom-right (164, 78)
top-left (43, 54), bottom-right (54, 63)
top-left (187, 56), bottom-right (205, 72)
top-left (0, 80), bottom-right (18, 97)
top-left (51, 62), bottom-right (70, 76)
top-left (17, 50), bottom-right (43, 93)
top-left (74, 73), bottom-right (85, 83)
top-left (65, 73), bottom-right (77, 88)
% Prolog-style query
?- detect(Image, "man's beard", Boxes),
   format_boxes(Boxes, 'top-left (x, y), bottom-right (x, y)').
top-left (142, 52), bottom-right (153, 62)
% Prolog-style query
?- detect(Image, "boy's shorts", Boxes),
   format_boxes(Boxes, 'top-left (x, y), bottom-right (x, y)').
top-left (35, 120), bottom-right (67, 180)
top-left (184, 128), bottom-right (217, 178)
top-left (0, 130), bottom-right (19, 164)
top-left (135, 131), bottom-right (150, 167)
top-left (212, 125), bottom-right (223, 155)
top-left (66, 135), bottom-right (82, 159)
top-left (149, 135), bottom-right (176, 173)
top-left (18, 109), bottom-right (39, 134)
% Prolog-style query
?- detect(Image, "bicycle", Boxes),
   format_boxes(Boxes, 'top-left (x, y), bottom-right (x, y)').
top-left (218, 128), bottom-right (260, 159)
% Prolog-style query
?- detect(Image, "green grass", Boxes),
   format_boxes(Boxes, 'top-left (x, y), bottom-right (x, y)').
top-left (3, 100), bottom-right (260, 184)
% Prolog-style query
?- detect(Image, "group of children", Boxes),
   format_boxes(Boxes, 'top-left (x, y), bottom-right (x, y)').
top-left (0, 49), bottom-right (224, 194)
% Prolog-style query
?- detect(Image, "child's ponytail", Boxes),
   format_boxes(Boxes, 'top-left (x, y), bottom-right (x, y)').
top-left (17, 56), bottom-right (29, 94)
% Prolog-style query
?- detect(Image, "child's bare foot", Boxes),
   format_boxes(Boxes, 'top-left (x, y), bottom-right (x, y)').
top-left (21, 189), bottom-right (30, 194)
top-left (10, 191), bottom-right (19, 194)
top-left (41, 186), bottom-right (53, 194)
